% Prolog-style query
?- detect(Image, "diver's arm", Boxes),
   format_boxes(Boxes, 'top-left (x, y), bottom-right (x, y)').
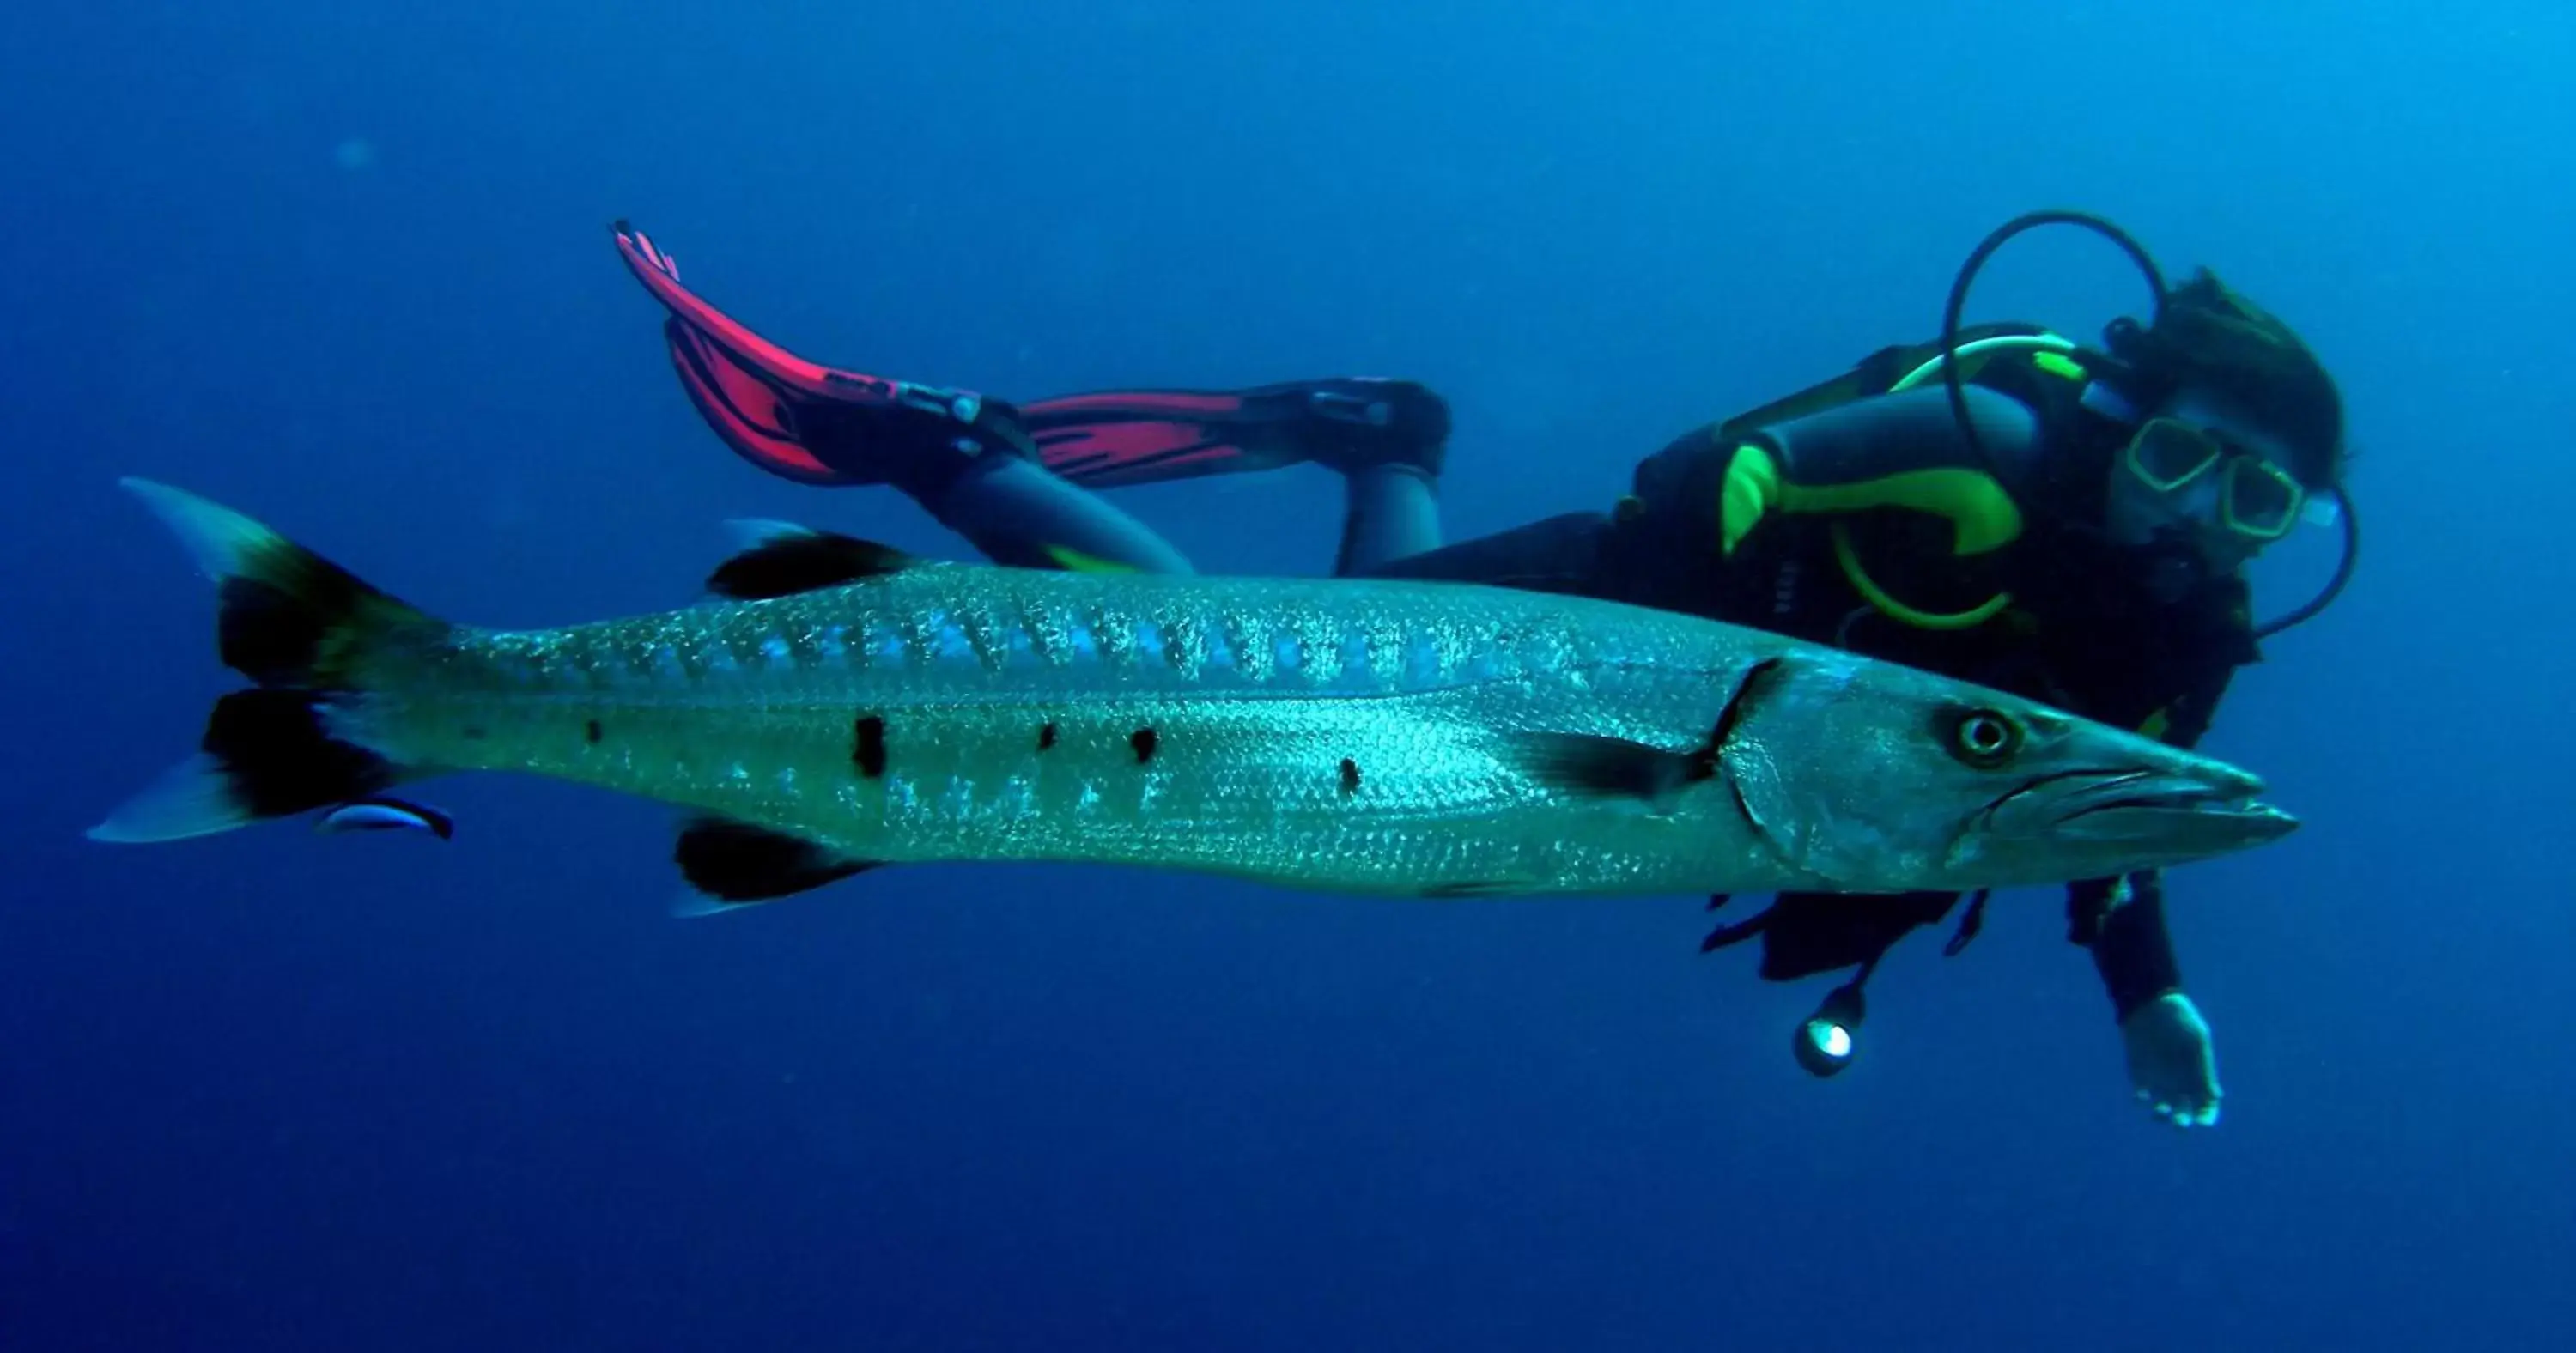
top-left (1717, 385), bottom-right (2046, 556)
top-left (2095, 867), bottom-right (2221, 1126)
top-left (2069, 647), bottom-right (2237, 1008)
top-left (2082, 871), bottom-right (2185, 1021)
top-left (2077, 843), bottom-right (2214, 1125)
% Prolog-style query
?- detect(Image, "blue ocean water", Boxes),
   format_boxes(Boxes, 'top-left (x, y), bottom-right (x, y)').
top-left (3, 2), bottom-right (2569, 1348)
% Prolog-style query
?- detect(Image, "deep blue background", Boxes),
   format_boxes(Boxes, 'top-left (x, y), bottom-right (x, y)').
top-left (4, 3), bottom-right (2570, 1349)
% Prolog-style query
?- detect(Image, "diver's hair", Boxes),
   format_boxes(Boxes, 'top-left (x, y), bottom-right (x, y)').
top-left (2111, 269), bottom-right (2347, 488)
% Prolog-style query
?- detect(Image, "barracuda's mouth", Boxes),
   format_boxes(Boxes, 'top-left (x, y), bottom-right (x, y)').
top-left (2058, 787), bottom-right (2296, 841)
top-left (2056, 771), bottom-right (2256, 822)
top-left (1988, 768), bottom-right (2298, 846)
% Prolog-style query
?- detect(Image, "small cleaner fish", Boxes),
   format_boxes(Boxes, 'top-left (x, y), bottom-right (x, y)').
top-left (91, 480), bottom-right (2294, 910)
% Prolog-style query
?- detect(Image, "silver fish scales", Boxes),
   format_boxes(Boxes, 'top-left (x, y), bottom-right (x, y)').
top-left (95, 482), bottom-right (2296, 909)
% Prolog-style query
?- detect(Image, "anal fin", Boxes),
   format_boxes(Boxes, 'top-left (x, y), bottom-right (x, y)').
top-left (673, 816), bottom-right (880, 912)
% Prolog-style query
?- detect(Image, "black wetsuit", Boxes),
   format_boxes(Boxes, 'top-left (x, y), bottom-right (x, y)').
top-left (1366, 346), bottom-right (2262, 1021)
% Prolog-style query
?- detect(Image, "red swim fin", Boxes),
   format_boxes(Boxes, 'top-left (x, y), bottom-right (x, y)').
top-left (1024, 379), bottom-right (1451, 489)
top-left (614, 221), bottom-right (854, 402)
top-left (611, 223), bottom-right (1450, 494)
top-left (1024, 391), bottom-right (1274, 488)
top-left (659, 318), bottom-right (845, 483)
top-left (611, 221), bottom-right (1003, 489)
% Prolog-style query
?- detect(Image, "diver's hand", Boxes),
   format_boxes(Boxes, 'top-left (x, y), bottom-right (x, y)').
top-left (2121, 992), bottom-right (2221, 1128)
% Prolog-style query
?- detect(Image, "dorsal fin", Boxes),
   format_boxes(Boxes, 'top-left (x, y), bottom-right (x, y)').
top-left (706, 523), bottom-right (918, 599)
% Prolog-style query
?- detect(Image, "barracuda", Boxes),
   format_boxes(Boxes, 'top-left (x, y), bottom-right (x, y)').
top-left (92, 480), bottom-right (2295, 908)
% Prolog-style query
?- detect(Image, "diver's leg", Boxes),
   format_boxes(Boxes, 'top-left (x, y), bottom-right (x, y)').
top-left (1355, 511), bottom-right (1611, 593)
top-left (924, 453), bottom-right (1197, 574)
top-left (1333, 465), bottom-right (1444, 576)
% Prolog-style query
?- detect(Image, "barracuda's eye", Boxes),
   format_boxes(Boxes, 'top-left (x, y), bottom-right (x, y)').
top-left (1949, 708), bottom-right (2023, 768)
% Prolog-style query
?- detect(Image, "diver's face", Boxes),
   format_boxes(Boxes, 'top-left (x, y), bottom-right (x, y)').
top-left (2103, 387), bottom-right (2307, 573)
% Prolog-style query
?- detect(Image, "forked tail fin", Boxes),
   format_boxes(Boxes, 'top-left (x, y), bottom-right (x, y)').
top-left (91, 480), bottom-right (452, 844)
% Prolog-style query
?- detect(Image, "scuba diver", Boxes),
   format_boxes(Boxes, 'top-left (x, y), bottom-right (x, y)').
top-left (610, 212), bottom-right (2354, 1128)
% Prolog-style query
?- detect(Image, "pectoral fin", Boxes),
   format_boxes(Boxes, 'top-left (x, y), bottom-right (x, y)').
top-left (1499, 732), bottom-right (1714, 806)
top-left (1496, 657), bottom-right (1790, 811)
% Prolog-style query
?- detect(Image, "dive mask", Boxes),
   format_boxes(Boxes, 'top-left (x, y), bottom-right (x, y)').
top-left (2121, 417), bottom-right (2306, 543)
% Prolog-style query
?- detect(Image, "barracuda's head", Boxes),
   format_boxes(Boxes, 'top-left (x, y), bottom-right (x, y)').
top-left (1722, 652), bottom-right (2297, 890)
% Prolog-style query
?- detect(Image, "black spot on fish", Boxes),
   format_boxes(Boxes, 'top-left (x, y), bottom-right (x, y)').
top-left (460, 725), bottom-right (488, 742)
top-left (584, 719), bottom-right (604, 745)
top-left (1339, 757), bottom-right (1360, 795)
top-left (853, 714), bottom-right (888, 778)
top-left (1038, 722), bottom-right (1059, 751)
top-left (1129, 727), bottom-right (1158, 764)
